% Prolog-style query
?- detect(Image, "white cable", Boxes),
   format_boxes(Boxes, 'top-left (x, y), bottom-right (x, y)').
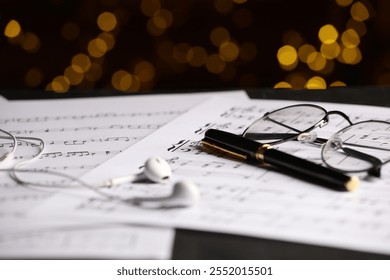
top-left (0, 130), bottom-right (198, 208)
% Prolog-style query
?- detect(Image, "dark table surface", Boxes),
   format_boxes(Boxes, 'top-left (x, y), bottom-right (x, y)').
top-left (2, 86), bottom-right (390, 259)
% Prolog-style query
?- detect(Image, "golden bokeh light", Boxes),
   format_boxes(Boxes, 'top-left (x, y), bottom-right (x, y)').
top-left (88, 38), bottom-right (108, 58)
top-left (61, 22), bottom-right (79, 41)
top-left (4, 20), bottom-right (22, 38)
top-left (98, 32), bottom-right (115, 51)
top-left (141, 0), bottom-right (161, 17)
top-left (51, 75), bottom-right (70, 93)
top-left (320, 42), bottom-right (341, 59)
top-left (305, 76), bottom-right (327, 89)
top-left (129, 75), bottom-right (141, 91)
top-left (307, 52), bottom-right (327, 71)
top-left (339, 46), bottom-right (362, 64)
top-left (210, 27), bottom-right (230, 47)
top-left (274, 81), bottom-right (292, 89)
top-left (134, 61), bottom-right (156, 82)
top-left (24, 68), bottom-right (43, 88)
top-left (318, 24), bottom-right (339, 44)
top-left (64, 66), bottom-right (84, 85)
top-left (298, 44), bottom-right (316, 63)
top-left (1, 1), bottom-right (382, 92)
top-left (335, 0), bottom-right (353, 7)
top-left (187, 46), bottom-right (208, 67)
top-left (152, 9), bottom-right (173, 29)
top-left (97, 12), bottom-right (117, 32)
top-left (350, 1), bottom-right (370, 22)
top-left (330, 81), bottom-right (347, 87)
top-left (219, 41), bottom-right (240, 62)
top-left (112, 70), bottom-right (132, 91)
top-left (277, 45), bottom-right (298, 67)
top-left (21, 32), bottom-right (41, 53)
top-left (206, 54), bottom-right (226, 74)
top-left (341, 29), bottom-right (360, 47)
top-left (71, 53), bottom-right (91, 73)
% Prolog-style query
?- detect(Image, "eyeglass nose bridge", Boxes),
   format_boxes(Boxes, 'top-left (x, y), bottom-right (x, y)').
top-left (315, 119), bottom-right (328, 128)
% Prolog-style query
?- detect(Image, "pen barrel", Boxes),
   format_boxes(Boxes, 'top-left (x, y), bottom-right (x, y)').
top-left (263, 149), bottom-right (354, 191)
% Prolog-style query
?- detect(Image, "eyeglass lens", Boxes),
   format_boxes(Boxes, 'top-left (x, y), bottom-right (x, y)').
top-left (0, 130), bottom-right (15, 161)
top-left (243, 105), bottom-right (327, 143)
top-left (322, 121), bottom-right (390, 173)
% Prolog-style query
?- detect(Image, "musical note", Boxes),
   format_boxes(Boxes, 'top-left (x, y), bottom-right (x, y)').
top-left (64, 140), bottom-right (87, 145)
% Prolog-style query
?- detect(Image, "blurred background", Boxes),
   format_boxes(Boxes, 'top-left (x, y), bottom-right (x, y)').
top-left (1, 0), bottom-right (389, 94)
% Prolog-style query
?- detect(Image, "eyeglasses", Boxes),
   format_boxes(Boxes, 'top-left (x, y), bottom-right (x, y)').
top-left (0, 128), bottom-right (17, 169)
top-left (242, 104), bottom-right (390, 177)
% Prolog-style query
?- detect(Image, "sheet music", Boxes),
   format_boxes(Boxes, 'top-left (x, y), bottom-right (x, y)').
top-left (0, 224), bottom-right (174, 259)
top-left (0, 91), bottom-right (247, 258)
top-left (31, 96), bottom-right (390, 255)
top-left (0, 91), bottom-right (246, 221)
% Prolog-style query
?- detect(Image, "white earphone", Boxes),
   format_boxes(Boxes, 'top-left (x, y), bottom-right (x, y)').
top-left (102, 157), bottom-right (200, 208)
top-left (127, 180), bottom-right (200, 208)
top-left (0, 127), bottom-right (200, 208)
top-left (103, 156), bottom-right (172, 187)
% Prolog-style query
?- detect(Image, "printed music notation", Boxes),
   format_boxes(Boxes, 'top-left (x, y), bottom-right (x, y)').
top-left (1, 93), bottom-right (226, 238)
top-left (61, 96), bottom-right (390, 256)
top-left (8, 124), bottom-right (162, 135)
top-left (0, 136), bottom-right (138, 148)
top-left (0, 110), bottom-right (182, 124)
top-left (0, 91), bottom-right (248, 259)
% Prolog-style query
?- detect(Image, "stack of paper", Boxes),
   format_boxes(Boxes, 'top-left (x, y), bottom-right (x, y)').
top-left (2, 91), bottom-right (390, 258)
top-left (0, 91), bottom-right (247, 259)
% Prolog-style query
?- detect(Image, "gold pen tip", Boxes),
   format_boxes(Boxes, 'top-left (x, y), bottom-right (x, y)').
top-left (345, 176), bottom-right (360, 192)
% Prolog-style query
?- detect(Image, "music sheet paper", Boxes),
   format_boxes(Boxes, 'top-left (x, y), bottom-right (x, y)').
top-left (0, 91), bottom-right (247, 258)
top-left (31, 96), bottom-right (390, 256)
top-left (0, 224), bottom-right (174, 259)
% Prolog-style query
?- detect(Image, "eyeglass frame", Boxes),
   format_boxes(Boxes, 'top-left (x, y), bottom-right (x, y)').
top-left (241, 103), bottom-right (390, 177)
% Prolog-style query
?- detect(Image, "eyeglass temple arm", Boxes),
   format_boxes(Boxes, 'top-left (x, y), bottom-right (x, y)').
top-left (327, 110), bottom-right (353, 125)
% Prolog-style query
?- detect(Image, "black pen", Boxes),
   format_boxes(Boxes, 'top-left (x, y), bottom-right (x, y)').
top-left (201, 129), bottom-right (359, 192)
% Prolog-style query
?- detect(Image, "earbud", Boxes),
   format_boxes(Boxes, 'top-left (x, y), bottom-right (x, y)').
top-left (127, 180), bottom-right (200, 208)
top-left (104, 156), bottom-right (172, 187)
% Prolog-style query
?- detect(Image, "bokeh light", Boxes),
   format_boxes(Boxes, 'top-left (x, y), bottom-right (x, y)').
top-left (97, 12), bottom-right (117, 32)
top-left (0, 0), bottom-right (388, 93)
top-left (277, 45), bottom-right (298, 70)
top-left (4, 20), bottom-right (21, 38)
top-left (318, 24), bottom-right (339, 44)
